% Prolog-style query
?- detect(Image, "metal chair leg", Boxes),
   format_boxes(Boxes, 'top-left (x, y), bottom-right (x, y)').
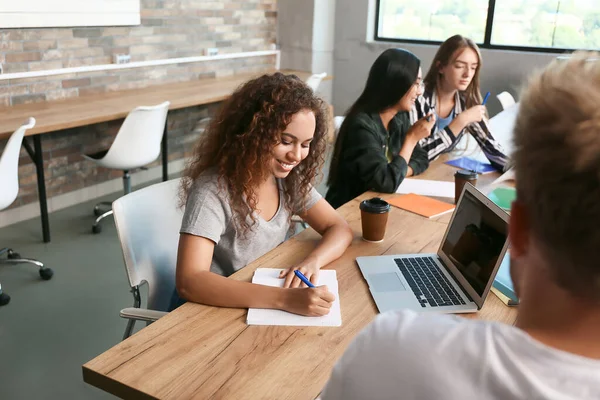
top-left (123, 170), bottom-right (131, 195)
top-left (0, 251), bottom-right (54, 280)
top-left (123, 286), bottom-right (141, 340)
top-left (91, 169), bottom-right (129, 234)
top-left (93, 202), bottom-right (112, 217)
top-left (92, 210), bottom-right (113, 234)
top-left (0, 282), bottom-right (10, 306)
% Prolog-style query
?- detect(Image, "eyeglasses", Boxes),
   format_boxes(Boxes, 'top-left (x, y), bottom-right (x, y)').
top-left (413, 81), bottom-right (424, 90)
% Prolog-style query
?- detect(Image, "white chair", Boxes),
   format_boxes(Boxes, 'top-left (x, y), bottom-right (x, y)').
top-left (83, 101), bottom-right (170, 233)
top-left (305, 72), bottom-right (327, 92)
top-left (112, 178), bottom-right (183, 339)
top-left (496, 91), bottom-right (516, 110)
top-left (333, 116), bottom-right (345, 140)
top-left (0, 118), bottom-right (54, 306)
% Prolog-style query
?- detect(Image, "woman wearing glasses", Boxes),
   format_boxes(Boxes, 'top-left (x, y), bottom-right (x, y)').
top-left (326, 48), bottom-right (435, 209)
top-left (411, 35), bottom-right (508, 170)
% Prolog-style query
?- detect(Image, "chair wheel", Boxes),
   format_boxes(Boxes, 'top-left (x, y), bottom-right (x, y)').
top-left (0, 292), bottom-right (10, 306)
top-left (7, 250), bottom-right (21, 259)
top-left (94, 207), bottom-right (103, 217)
top-left (92, 225), bottom-right (102, 234)
top-left (40, 268), bottom-right (54, 280)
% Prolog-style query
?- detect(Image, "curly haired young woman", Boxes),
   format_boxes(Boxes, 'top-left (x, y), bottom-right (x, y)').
top-left (171, 72), bottom-right (353, 316)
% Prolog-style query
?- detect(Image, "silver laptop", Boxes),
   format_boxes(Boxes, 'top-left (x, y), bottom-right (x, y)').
top-left (356, 184), bottom-right (510, 314)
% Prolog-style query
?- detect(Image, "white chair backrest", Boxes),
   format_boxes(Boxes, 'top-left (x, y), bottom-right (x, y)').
top-left (496, 91), bottom-right (516, 110)
top-left (112, 178), bottom-right (183, 312)
top-left (305, 72), bottom-right (327, 92)
top-left (333, 116), bottom-right (345, 141)
top-left (333, 116), bottom-right (345, 131)
top-left (102, 101), bottom-right (170, 170)
top-left (0, 118), bottom-right (35, 210)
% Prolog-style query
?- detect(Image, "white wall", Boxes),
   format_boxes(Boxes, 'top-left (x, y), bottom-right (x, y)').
top-left (278, 0), bottom-right (336, 102)
top-left (333, 0), bottom-right (559, 117)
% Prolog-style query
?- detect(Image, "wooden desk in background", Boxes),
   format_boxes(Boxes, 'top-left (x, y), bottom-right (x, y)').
top-left (0, 69), bottom-right (327, 242)
top-left (82, 159), bottom-right (517, 400)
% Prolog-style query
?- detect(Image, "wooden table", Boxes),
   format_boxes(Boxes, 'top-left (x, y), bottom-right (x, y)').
top-left (0, 69), bottom-right (321, 242)
top-left (82, 160), bottom-right (517, 400)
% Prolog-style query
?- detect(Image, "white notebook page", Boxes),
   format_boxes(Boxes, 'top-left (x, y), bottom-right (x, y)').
top-left (396, 179), bottom-right (455, 198)
top-left (246, 268), bottom-right (342, 327)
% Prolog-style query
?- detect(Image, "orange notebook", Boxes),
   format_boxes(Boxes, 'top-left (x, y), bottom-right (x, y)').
top-left (388, 193), bottom-right (455, 219)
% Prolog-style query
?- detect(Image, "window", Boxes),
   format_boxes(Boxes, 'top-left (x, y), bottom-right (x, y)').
top-left (375, 0), bottom-right (600, 52)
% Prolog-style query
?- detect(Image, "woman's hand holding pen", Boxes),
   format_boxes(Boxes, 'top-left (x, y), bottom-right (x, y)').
top-left (278, 258), bottom-right (335, 316)
top-left (280, 286), bottom-right (335, 316)
top-left (459, 105), bottom-right (486, 124)
top-left (406, 112), bottom-right (436, 142)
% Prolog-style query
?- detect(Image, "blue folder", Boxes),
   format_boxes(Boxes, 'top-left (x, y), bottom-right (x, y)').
top-left (445, 157), bottom-right (496, 174)
top-left (492, 253), bottom-right (519, 304)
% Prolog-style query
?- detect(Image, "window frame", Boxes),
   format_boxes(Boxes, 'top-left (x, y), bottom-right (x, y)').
top-left (374, 0), bottom-right (581, 54)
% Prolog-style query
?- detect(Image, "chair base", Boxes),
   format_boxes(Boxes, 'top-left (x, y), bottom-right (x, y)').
top-left (92, 202), bottom-right (113, 234)
top-left (0, 248), bottom-right (54, 306)
top-left (91, 170), bottom-right (131, 234)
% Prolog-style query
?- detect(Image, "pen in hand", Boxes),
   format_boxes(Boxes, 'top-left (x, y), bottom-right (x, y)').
top-left (482, 91), bottom-right (490, 105)
top-left (294, 270), bottom-right (315, 288)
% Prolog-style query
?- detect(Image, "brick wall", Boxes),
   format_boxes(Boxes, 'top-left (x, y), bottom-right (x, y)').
top-left (0, 0), bottom-right (277, 210)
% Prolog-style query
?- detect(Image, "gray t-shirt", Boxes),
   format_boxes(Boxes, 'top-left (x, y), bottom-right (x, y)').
top-left (180, 170), bottom-right (322, 277)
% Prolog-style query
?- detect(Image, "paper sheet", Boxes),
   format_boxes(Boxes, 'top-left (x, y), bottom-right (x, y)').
top-left (246, 268), bottom-right (342, 327)
top-left (491, 168), bottom-right (515, 185)
top-left (395, 179), bottom-right (455, 198)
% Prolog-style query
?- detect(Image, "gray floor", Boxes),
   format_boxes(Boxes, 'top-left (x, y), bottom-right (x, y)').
top-left (0, 158), bottom-right (331, 399)
top-left (0, 188), bottom-right (138, 399)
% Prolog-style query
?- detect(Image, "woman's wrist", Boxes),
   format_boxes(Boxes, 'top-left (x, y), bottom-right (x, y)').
top-left (274, 287), bottom-right (289, 310)
top-left (302, 254), bottom-right (322, 270)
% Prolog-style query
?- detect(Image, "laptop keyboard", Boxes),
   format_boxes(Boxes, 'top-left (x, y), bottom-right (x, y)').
top-left (395, 257), bottom-right (466, 308)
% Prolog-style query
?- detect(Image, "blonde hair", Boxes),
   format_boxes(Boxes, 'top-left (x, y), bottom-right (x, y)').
top-left (513, 51), bottom-right (600, 299)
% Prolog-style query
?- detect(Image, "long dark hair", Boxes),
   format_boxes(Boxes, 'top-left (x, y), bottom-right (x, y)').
top-left (423, 35), bottom-right (483, 109)
top-left (181, 72), bottom-right (328, 236)
top-left (327, 48), bottom-right (420, 186)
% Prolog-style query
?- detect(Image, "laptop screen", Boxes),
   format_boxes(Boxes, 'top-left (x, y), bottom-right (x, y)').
top-left (440, 190), bottom-right (508, 296)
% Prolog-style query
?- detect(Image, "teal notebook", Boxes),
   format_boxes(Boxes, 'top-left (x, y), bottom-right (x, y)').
top-left (487, 187), bottom-right (516, 211)
top-left (492, 253), bottom-right (519, 304)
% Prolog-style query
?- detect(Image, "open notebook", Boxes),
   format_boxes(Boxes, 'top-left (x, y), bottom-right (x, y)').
top-left (246, 268), bottom-right (342, 327)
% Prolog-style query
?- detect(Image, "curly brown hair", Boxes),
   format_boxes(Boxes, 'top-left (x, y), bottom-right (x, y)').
top-left (181, 72), bottom-right (329, 236)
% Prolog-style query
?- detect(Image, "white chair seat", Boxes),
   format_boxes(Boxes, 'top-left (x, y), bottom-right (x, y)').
top-left (82, 102), bottom-right (170, 171)
top-left (305, 72), bottom-right (327, 92)
top-left (82, 101), bottom-right (170, 233)
top-left (0, 117), bottom-right (53, 306)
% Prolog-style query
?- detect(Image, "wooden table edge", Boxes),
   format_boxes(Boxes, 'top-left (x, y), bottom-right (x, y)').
top-left (83, 365), bottom-right (157, 400)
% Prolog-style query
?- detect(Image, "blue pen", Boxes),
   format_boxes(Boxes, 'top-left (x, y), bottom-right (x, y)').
top-left (294, 270), bottom-right (315, 288)
top-left (482, 91), bottom-right (491, 105)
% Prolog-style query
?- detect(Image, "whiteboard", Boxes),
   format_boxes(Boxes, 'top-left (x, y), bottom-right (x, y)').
top-left (0, 0), bottom-right (140, 28)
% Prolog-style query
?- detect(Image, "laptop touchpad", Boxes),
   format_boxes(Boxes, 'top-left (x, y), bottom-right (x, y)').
top-left (368, 273), bottom-right (407, 292)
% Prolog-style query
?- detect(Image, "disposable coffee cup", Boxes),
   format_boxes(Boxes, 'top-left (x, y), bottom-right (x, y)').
top-left (359, 197), bottom-right (391, 242)
top-left (454, 170), bottom-right (478, 204)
